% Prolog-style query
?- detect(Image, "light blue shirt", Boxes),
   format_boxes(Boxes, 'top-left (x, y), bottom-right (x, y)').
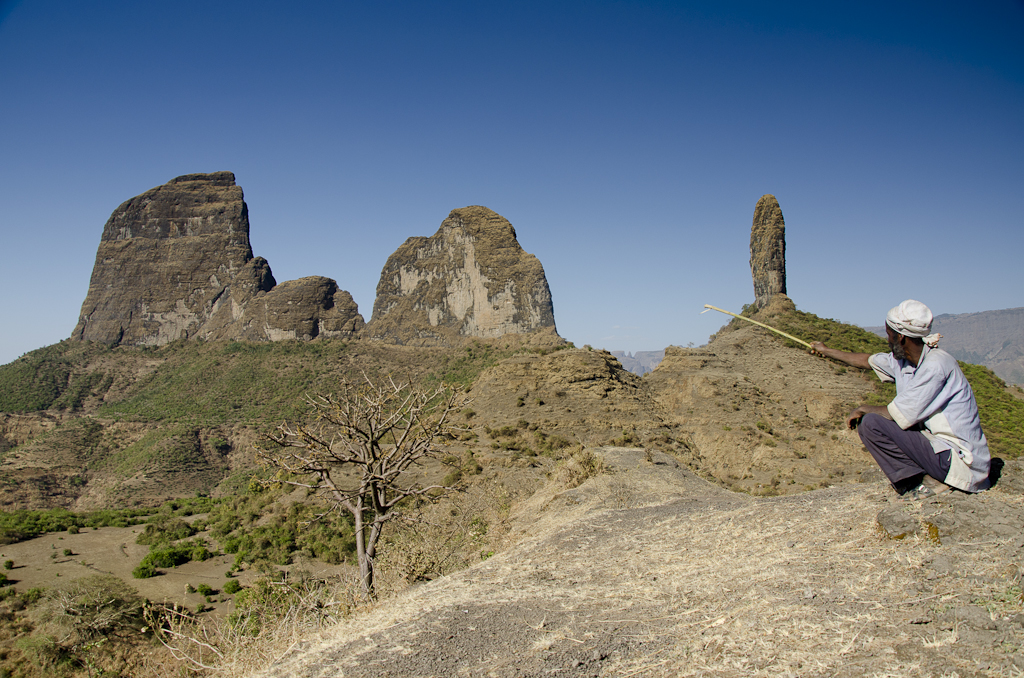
top-left (868, 346), bottom-right (990, 492)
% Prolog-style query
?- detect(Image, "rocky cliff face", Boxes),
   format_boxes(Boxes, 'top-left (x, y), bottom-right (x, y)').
top-left (365, 206), bottom-right (557, 345)
top-left (750, 194), bottom-right (787, 309)
top-left (72, 173), bottom-right (364, 346)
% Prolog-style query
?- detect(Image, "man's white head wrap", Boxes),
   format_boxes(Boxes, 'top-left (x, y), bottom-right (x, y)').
top-left (886, 299), bottom-right (942, 347)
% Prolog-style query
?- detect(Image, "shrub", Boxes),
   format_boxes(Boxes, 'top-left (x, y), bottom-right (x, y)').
top-left (134, 538), bottom-right (214, 577)
top-left (132, 562), bottom-right (158, 579)
top-left (224, 579), bottom-right (242, 594)
top-left (32, 574), bottom-right (143, 654)
top-left (553, 446), bottom-right (606, 489)
top-left (136, 516), bottom-right (197, 545)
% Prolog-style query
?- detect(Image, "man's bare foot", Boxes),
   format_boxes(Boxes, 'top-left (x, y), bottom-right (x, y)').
top-left (920, 475), bottom-right (952, 495)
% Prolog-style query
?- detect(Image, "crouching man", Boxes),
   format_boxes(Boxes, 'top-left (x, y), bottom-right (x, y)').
top-left (810, 299), bottom-right (990, 499)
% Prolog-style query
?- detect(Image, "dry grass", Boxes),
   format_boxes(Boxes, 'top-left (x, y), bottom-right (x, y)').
top-left (374, 481), bottom-right (517, 596)
top-left (141, 574), bottom-right (370, 677)
top-left (552, 445), bottom-right (606, 489)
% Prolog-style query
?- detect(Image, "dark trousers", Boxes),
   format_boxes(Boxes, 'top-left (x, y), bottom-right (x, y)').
top-left (858, 413), bottom-right (952, 494)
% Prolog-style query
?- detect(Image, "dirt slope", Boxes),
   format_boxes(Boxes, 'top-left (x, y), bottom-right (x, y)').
top-left (647, 323), bottom-right (883, 494)
top-left (253, 448), bottom-right (1024, 678)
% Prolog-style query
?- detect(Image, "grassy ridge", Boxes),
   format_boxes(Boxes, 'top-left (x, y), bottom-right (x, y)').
top-left (0, 338), bottom-right (522, 496)
top-left (0, 341), bottom-right (116, 412)
top-left (95, 338), bottom-right (519, 425)
top-left (0, 337), bottom-right (518, 423)
top-left (961, 363), bottom-right (1024, 459)
top-left (95, 340), bottom-right (332, 425)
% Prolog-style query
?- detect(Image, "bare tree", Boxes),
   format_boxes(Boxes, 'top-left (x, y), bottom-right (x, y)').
top-left (259, 376), bottom-right (469, 596)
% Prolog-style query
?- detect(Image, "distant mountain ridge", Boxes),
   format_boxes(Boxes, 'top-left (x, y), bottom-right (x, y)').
top-left (610, 350), bottom-right (664, 376)
top-left (865, 306), bottom-right (1024, 386)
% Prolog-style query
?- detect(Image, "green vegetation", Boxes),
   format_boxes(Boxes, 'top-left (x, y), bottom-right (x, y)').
top-left (135, 515), bottom-right (198, 545)
top-left (0, 341), bottom-right (115, 412)
top-left (424, 341), bottom-right (512, 390)
top-left (0, 496), bottom-right (216, 546)
top-left (960, 363), bottom-right (1024, 459)
top-left (200, 487), bottom-right (357, 567)
top-left (95, 340), bottom-right (348, 425)
top-left (0, 507), bottom-right (141, 545)
top-left (133, 539), bottom-right (214, 578)
top-left (0, 336), bottom-right (524, 427)
top-left (739, 303), bottom-right (890, 355)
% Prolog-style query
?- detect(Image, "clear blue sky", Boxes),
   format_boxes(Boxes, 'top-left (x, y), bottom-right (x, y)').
top-left (2, 1), bottom-right (1022, 366)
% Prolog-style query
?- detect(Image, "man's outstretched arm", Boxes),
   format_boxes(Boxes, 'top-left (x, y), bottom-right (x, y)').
top-left (809, 342), bottom-right (873, 370)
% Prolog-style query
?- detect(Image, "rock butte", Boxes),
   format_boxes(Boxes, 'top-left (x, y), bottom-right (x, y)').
top-left (366, 205), bottom-right (556, 346)
top-left (71, 173), bottom-right (556, 348)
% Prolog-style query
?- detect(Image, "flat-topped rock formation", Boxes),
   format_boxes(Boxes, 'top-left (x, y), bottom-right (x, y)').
top-left (750, 194), bottom-right (787, 309)
top-left (366, 206), bottom-right (557, 345)
top-left (71, 172), bottom-right (364, 346)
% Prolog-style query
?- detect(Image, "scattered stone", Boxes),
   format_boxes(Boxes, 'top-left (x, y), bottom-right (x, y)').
top-left (925, 554), bottom-right (954, 575)
top-left (876, 506), bottom-right (920, 539)
top-left (943, 605), bottom-right (999, 631)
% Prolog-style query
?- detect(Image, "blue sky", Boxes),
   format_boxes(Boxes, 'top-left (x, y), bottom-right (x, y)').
top-left (1, 1), bottom-right (1022, 366)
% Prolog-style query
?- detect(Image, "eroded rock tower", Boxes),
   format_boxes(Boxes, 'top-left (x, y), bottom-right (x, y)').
top-left (365, 206), bottom-right (556, 345)
top-left (750, 194), bottom-right (787, 309)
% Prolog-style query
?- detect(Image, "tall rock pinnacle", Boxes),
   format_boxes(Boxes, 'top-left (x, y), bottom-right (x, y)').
top-left (366, 206), bottom-right (557, 345)
top-left (749, 194), bottom-right (787, 309)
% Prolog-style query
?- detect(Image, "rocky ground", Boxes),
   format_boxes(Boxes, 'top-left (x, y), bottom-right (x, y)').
top-left (252, 448), bottom-right (1024, 678)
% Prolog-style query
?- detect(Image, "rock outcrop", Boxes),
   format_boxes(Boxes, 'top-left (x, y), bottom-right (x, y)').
top-left (750, 194), bottom-right (787, 309)
top-left (72, 172), bottom-right (364, 346)
top-left (216, 276), bottom-right (364, 342)
top-left (365, 206), bottom-right (557, 345)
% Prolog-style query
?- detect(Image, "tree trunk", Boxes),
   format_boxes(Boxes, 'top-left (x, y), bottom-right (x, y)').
top-left (353, 502), bottom-right (374, 596)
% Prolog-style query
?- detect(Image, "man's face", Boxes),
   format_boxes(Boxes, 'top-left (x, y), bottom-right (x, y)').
top-left (886, 327), bottom-right (907, 360)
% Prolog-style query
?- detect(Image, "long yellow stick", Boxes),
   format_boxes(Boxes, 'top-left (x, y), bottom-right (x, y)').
top-left (702, 304), bottom-right (813, 349)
